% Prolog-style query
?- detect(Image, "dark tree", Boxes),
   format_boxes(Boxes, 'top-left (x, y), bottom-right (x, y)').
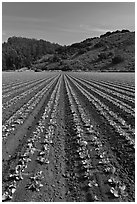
top-left (2, 36), bottom-right (61, 71)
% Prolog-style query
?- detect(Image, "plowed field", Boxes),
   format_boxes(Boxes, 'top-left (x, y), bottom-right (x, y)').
top-left (2, 71), bottom-right (135, 202)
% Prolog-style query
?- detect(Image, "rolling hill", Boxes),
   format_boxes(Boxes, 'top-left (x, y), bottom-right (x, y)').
top-left (2, 30), bottom-right (135, 72)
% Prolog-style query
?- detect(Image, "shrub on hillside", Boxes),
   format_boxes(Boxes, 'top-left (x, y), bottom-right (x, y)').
top-left (98, 52), bottom-right (107, 60)
top-left (94, 41), bottom-right (105, 48)
top-left (100, 31), bottom-right (111, 38)
top-left (78, 48), bottom-right (87, 55)
top-left (108, 52), bottom-right (113, 57)
top-left (86, 47), bottom-right (91, 51)
top-left (61, 64), bottom-right (72, 71)
top-left (121, 29), bottom-right (130, 33)
top-left (112, 55), bottom-right (124, 64)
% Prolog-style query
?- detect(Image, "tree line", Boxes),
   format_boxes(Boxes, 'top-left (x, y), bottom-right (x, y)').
top-left (2, 36), bottom-right (60, 71)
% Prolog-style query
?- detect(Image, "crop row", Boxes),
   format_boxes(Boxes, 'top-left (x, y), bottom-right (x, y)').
top-left (2, 75), bottom-right (54, 100)
top-left (64, 76), bottom-right (128, 201)
top-left (2, 75), bottom-right (62, 201)
top-left (2, 72), bottom-right (134, 202)
top-left (2, 75), bottom-right (59, 112)
top-left (72, 75), bottom-right (135, 103)
top-left (2, 75), bottom-right (59, 141)
top-left (89, 79), bottom-right (135, 96)
top-left (2, 80), bottom-right (26, 89)
top-left (69, 75), bottom-right (134, 118)
top-left (66, 75), bottom-right (134, 147)
top-left (94, 79), bottom-right (134, 92)
top-left (3, 77), bottom-right (43, 94)
top-left (92, 78), bottom-right (135, 91)
top-left (73, 73), bottom-right (135, 92)
top-left (2, 72), bottom-right (57, 90)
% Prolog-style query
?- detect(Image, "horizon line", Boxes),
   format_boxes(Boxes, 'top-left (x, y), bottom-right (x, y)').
top-left (2, 29), bottom-right (135, 46)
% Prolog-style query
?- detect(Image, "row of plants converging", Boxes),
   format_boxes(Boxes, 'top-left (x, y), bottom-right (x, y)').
top-left (69, 75), bottom-right (135, 117)
top-left (66, 75), bottom-right (135, 148)
top-left (64, 76), bottom-right (128, 201)
top-left (70, 74), bottom-right (135, 127)
top-left (88, 78), bottom-right (134, 96)
top-left (2, 75), bottom-right (55, 99)
top-left (2, 78), bottom-right (32, 89)
top-left (2, 73), bottom-right (134, 201)
top-left (91, 78), bottom-right (135, 91)
top-left (2, 75), bottom-right (58, 111)
top-left (2, 75), bottom-right (60, 141)
top-left (2, 75), bottom-right (62, 201)
top-left (73, 76), bottom-right (135, 104)
top-left (77, 76), bottom-right (135, 92)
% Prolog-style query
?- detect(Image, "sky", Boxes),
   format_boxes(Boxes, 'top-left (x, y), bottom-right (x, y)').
top-left (2, 2), bottom-right (135, 45)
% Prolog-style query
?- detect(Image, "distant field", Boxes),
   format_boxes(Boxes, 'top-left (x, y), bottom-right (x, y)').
top-left (2, 71), bottom-right (135, 202)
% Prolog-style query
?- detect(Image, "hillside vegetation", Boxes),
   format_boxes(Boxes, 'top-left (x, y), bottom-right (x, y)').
top-left (2, 37), bottom-right (60, 71)
top-left (2, 30), bottom-right (135, 72)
